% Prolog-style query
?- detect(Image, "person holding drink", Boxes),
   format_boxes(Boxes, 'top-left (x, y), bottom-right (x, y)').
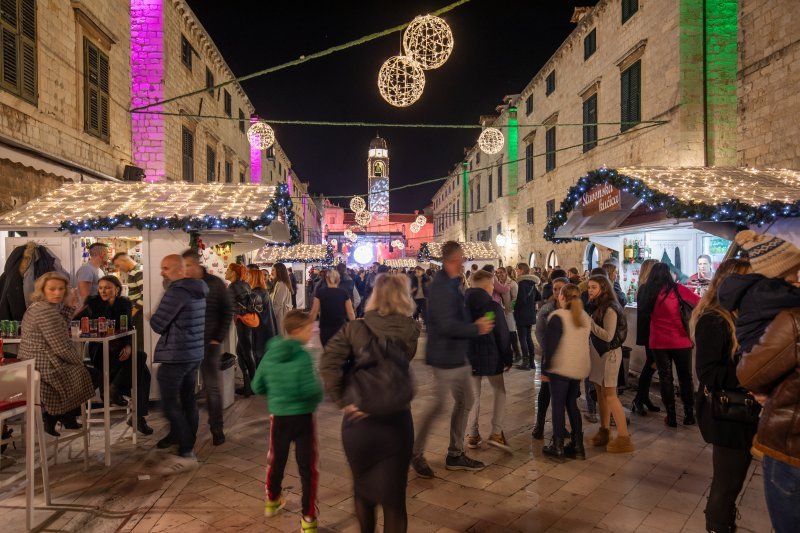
top-left (75, 275), bottom-right (153, 434)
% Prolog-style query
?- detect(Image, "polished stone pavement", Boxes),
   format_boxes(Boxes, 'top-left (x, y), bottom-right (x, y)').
top-left (0, 331), bottom-right (774, 532)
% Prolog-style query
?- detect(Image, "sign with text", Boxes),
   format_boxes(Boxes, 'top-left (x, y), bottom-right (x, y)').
top-left (581, 183), bottom-right (621, 216)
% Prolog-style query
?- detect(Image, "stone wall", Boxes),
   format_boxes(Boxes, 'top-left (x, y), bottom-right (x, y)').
top-left (0, 159), bottom-right (66, 215)
top-left (738, 0), bottom-right (800, 169)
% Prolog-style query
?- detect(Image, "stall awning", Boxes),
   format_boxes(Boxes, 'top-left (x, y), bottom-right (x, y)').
top-left (545, 167), bottom-right (800, 242)
top-left (0, 181), bottom-right (300, 244)
top-left (418, 241), bottom-right (498, 261)
top-left (255, 244), bottom-right (333, 265)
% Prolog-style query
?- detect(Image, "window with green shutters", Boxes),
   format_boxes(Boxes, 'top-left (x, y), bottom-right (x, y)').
top-left (622, 0), bottom-right (638, 24)
top-left (224, 160), bottom-right (232, 183)
top-left (238, 109), bottom-right (245, 133)
top-left (583, 93), bottom-right (598, 152)
top-left (584, 28), bottom-right (596, 60)
top-left (525, 143), bottom-right (533, 182)
top-left (620, 60), bottom-right (641, 132)
top-left (205, 66), bottom-right (213, 95)
top-left (525, 94), bottom-right (533, 115)
top-left (545, 71), bottom-right (555, 96)
top-left (181, 127), bottom-right (193, 181)
top-left (180, 34), bottom-right (193, 70)
top-left (206, 145), bottom-right (216, 182)
top-left (526, 207), bottom-right (534, 225)
top-left (84, 38), bottom-right (109, 141)
top-left (477, 182), bottom-right (481, 209)
top-left (545, 126), bottom-right (556, 171)
top-left (0, 0), bottom-right (36, 105)
top-left (223, 89), bottom-right (231, 117)
top-left (497, 163), bottom-right (503, 197)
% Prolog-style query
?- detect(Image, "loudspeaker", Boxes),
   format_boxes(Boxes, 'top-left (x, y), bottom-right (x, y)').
top-left (122, 165), bottom-right (145, 181)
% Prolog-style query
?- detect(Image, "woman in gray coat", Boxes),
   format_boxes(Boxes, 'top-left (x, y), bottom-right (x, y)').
top-left (19, 272), bottom-right (94, 436)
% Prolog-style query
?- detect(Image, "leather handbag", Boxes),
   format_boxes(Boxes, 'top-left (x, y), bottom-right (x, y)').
top-left (704, 386), bottom-right (761, 424)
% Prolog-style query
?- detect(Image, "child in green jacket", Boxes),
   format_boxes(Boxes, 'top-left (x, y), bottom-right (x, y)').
top-left (251, 310), bottom-right (323, 532)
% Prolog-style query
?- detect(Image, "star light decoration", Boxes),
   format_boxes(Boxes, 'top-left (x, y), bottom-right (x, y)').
top-left (415, 214), bottom-right (427, 225)
top-left (402, 15), bottom-right (454, 70)
top-left (349, 196), bottom-right (366, 214)
top-left (478, 127), bottom-right (505, 155)
top-left (378, 55), bottom-right (426, 108)
top-left (247, 121), bottom-right (275, 150)
top-left (355, 210), bottom-right (373, 227)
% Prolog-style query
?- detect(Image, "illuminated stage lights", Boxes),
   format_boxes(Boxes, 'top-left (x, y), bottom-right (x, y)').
top-left (354, 244), bottom-right (374, 265)
top-left (478, 127), bottom-right (505, 155)
top-left (247, 121), bottom-right (275, 150)
top-left (378, 55), bottom-right (425, 108)
top-left (402, 15), bottom-right (454, 70)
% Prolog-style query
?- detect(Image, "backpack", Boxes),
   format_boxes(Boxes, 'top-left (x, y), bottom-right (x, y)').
top-left (343, 321), bottom-right (414, 416)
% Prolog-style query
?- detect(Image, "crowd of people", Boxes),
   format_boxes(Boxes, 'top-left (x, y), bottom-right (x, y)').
top-left (13, 232), bottom-right (800, 533)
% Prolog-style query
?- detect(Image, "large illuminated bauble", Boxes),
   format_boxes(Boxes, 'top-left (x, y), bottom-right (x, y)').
top-left (349, 196), bottom-right (366, 213)
top-left (378, 55), bottom-right (426, 108)
top-left (403, 15), bottom-right (454, 70)
top-left (355, 210), bottom-right (372, 226)
top-left (415, 214), bottom-right (427, 225)
top-left (247, 121), bottom-right (275, 150)
top-left (354, 244), bottom-right (374, 265)
top-left (478, 127), bottom-right (504, 155)
top-left (410, 222), bottom-right (421, 233)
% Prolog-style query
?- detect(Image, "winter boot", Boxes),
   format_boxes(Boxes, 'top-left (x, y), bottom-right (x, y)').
top-left (664, 404), bottom-right (678, 428)
top-left (564, 432), bottom-right (586, 460)
top-left (542, 436), bottom-right (565, 459)
top-left (589, 427), bottom-right (610, 447)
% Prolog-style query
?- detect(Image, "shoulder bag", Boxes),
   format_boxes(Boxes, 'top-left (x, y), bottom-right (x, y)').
top-left (703, 386), bottom-right (761, 424)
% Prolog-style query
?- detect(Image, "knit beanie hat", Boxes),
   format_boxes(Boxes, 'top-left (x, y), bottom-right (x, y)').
top-left (734, 230), bottom-right (800, 279)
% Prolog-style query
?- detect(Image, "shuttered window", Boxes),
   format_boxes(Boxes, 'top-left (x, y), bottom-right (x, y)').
top-left (526, 207), bottom-right (534, 225)
top-left (239, 171), bottom-right (245, 183)
top-left (476, 182), bottom-right (481, 209)
top-left (205, 66), bottom-right (213, 95)
top-left (181, 127), bottom-right (193, 182)
top-left (84, 38), bottom-right (109, 141)
top-left (223, 89), bottom-right (231, 116)
top-left (525, 143), bottom-right (534, 182)
top-left (583, 93), bottom-right (598, 152)
top-left (224, 160), bottom-right (232, 183)
top-left (180, 34), bottom-right (193, 70)
top-left (497, 163), bottom-right (503, 197)
top-left (545, 71), bottom-right (555, 96)
top-left (0, 0), bottom-right (36, 104)
top-left (238, 109), bottom-right (245, 133)
top-left (622, 0), bottom-right (638, 24)
top-left (584, 28), bottom-right (596, 60)
top-left (545, 126), bottom-right (556, 171)
top-left (488, 171), bottom-right (493, 203)
top-left (206, 145), bottom-right (216, 182)
top-left (621, 60), bottom-right (641, 132)
top-left (525, 94), bottom-right (533, 115)
top-left (546, 199), bottom-right (555, 221)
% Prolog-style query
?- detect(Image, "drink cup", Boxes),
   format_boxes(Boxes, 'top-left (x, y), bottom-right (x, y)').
top-left (120, 314), bottom-right (128, 332)
top-left (90, 319), bottom-right (98, 337)
top-left (98, 317), bottom-right (107, 337)
top-left (107, 320), bottom-right (115, 336)
top-left (70, 321), bottom-right (81, 338)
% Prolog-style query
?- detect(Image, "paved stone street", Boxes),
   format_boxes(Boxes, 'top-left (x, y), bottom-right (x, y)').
top-left (0, 332), bottom-right (773, 532)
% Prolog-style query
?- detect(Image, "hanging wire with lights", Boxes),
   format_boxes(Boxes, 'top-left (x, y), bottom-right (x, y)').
top-left (247, 121), bottom-right (275, 150)
top-left (378, 55), bottom-right (426, 108)
top-left (478, 127), bottom-right (504, 154)
top-left (402, 14), bottom-right (454, 70)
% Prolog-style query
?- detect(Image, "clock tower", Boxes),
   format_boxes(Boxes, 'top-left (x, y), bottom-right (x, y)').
top-left (367, 135), bottom-right (389, 219)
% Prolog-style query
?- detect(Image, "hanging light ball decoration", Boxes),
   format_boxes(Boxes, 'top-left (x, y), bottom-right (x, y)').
top-left (378, 55), bottom-right (426, 108)
top-left (348, 232), bottom-right (358, 243)
top-left (329, 238), bottom-right (338, 246)
top-left (355, 210), bottom-right (373, 226)
top-left (478, 127), bottom-right (505, 155)
top-left (402, 15), bottom-right (454, 70)
top-left (410, 222), bottom-right (421, 234)
top-left (343, 229), bottom-right (354, 239)
top-left (415, 214), bottom-right (427, 225)
top-left (247, 121), bottom-right (275, 150)
top-left (349, 196), bottom-right (366, 213)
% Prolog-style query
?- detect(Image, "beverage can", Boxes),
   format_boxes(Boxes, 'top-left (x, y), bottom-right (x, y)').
top-left (80, 317), bottom-right (90, 336)
top-left (120, 314), bottom-right (128, 332)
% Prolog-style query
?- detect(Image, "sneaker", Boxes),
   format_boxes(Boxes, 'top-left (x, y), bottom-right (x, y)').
top-left (606, 435), bottom-right (635, 454)
top-left (466, 434), bottom-right (482, 449)
top-left (445, 453), bottom-right (486, 471)
top-left (411, 454), bottom-right (434, 479)
top-left (264, 497), bottom-right (286, 517)
top-left (301, 516), bottom-right (318, 532)
top-left (487, 432), bottom-right (512, 453)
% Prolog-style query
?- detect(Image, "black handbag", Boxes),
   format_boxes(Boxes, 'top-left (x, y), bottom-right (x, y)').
top-left (704, 386), bottom-right (761, 424)
top-left (673, 286), bottom-right (694, 337)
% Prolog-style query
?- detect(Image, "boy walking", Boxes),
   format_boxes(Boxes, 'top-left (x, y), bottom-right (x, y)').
top-left (465, 270), bottom-right (513, 451)
top-left (251, 310), bottom-right (322, 532)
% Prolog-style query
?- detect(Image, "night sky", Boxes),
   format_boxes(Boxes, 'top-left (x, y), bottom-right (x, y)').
top-left (185, 0), bottom-right (599, 212)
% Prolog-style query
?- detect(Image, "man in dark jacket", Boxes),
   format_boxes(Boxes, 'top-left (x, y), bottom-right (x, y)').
top-left (514, 263), bottom-right (542, 370)
top-left (183, 250), bottom-right (233, 445)
top-left (412, 242), bottom-right (493, 478)
top-left (151, 254), bottom-right (208, 459)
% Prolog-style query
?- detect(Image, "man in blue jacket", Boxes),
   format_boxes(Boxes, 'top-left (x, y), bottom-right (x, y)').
top-left (411, 241), bottom-right (494, 478)
top-left (151, 254), bottom-right (208, 459)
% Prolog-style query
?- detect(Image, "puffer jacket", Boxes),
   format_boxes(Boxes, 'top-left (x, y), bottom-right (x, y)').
top-left (251, 336), bottom-right (322, 415)
top-left (718, 273), bottom-right (800, 353)
top-left (425, 270), bottom-right (479, 368)
top-left (151, 278), bottom-right (208, 364)
top-left (514, 274), bottom-right (541, 326)
top-left (203, 269), bottom-right (233, 343)
top-left (320, 310), bottom-right (420, 406)
top-left (737, 308), bottom-right (800, 467)
top-left (465, 288), bottom-right (511, 376)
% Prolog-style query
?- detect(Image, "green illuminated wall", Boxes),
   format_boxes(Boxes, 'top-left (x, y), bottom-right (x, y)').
top-left (704, 0), bottom-right (738, 166)
top-left (507, 107), bottom-right (518, 195)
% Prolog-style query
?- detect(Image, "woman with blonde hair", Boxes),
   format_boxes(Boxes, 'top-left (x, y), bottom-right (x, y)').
top-left (692, 259), bottom-right (755, 533)
top-left (631, 258), bottom-right (662, 415)
top-left (270, 262), bottom-right (294, 334)
top-left (320, 273), bottom-right (420, 533)
top-left (542, 284), bottom-right (591, 459)
top-left (227, 263), bottom-right (261, 396)
top-left (19, 272), bottom-right (94, 436)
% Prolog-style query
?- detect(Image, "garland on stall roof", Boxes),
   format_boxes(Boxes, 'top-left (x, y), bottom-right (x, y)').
top-left (543, 167), bottom-right (800, 243)
top-left (57, 182), bottom-right (302, 245)
top-left (262, 243), bottom-right (335, 265)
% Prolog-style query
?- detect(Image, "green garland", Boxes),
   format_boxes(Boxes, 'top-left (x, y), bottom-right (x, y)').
top-left (543, 168), bottom-right (800, 243)
top-left (58, 182), bottom-right (302, 245)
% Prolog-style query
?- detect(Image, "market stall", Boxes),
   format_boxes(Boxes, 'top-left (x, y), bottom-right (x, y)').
top-left (418, 241), bottom-right (500, 270)
top-left (544, 166), bottom-right (800, 374)
top-left (253, 243), bottom-right (334, 309)
top-left (0, 181), bottom-right (299, 373)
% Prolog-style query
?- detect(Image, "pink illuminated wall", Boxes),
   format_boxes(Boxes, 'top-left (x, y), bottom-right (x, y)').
top-left (130, 0), bottom-right (165, 182)
top-left (250, 116), bottom-right (261, 183)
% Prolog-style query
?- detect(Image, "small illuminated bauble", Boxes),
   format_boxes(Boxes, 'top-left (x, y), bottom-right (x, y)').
top-left (349, 196), bottom-right (366, 213)
top-left (247, 121), bottom-right (275, 150)
top-left (478, 127), bottom-right (504, 155)
top-left (348, 233), bottom-right (358, 243)
top-left (410, 222), bottom-right (421, 233)
top-left (354, 244), bottom-right (374, 265)
top-left (343, 229), bottom-right (353, 239)
top-left (378, 55), bottom-right (426, 108)
top-left (397, 242), bottom-right (405, 250)
top-left (330, 238), bottom-right (338, 246)
top-left (355, 210), bottom-right (372, 226)
top-left (403, 15), bottom-right (454, 70)
top-left (495, 233), bottom-right (507, 247)
top-left (415, 214), bottom-right (427, 225)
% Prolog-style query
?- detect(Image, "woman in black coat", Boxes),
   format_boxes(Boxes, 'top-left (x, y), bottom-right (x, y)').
top-left (631, 259), bottom-right (661, 415)
top-left (692, 259), bottom-right (757, 533)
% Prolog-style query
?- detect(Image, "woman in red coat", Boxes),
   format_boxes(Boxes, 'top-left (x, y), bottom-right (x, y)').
top-left (637, 262), bottom-right (701, 427)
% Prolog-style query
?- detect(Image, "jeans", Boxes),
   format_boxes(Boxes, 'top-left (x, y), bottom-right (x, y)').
top-left (536, 381), bottom-right (551, 426)
top-left (157, 361), bottom-right (201, 455)
top-left (414, 298), bottom-right (427, 324)
top-left (705, 445), bottom-right (751, 531)
top-left (467, 374), bottom-right (506, 436)
top-left (549, 374), bottom-right (581, 438)
top-left (518, 325), bottom-right (535, 367)
top-left (200, 343), bottom-right (224, 433)
top-left (653, 348), bottom-right (694, 415)
top-left (763, 455), bottom-right (800, 533)
top-left (266, 413), bottom-right (318, 518)
top-left (584, 378), bottom-right (596, 413)
top-left (413, 364), bottom-right (474, 458)
top-left (634, 347), bottom-right (657, 404)
top-left (509, 331), bottom-right (522, 362)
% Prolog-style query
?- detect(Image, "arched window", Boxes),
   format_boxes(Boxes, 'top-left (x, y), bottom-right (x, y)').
top-left (547, 250), bottom-right (559, 269)
top-left (585, 243), bottom-right (600, 270)
top-left (528, 252), bottom-right (536, 267)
